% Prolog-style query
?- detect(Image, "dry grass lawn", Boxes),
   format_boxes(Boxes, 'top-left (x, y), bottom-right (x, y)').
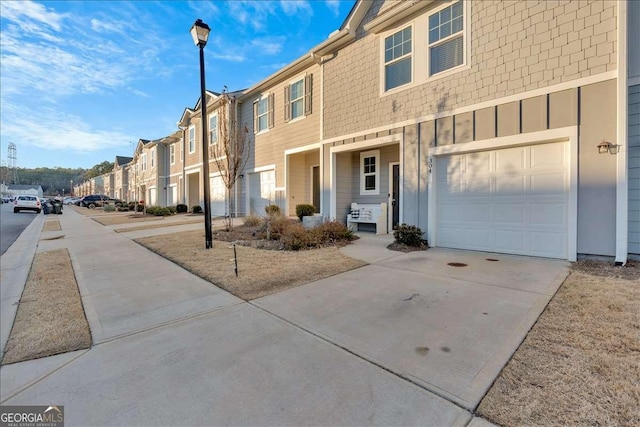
top-left (477, 260), bottom-right (639, 426)
top-left (2, 249), bottom-right (92, 365)
top-left (136, 229), bottom-right (366, 300)
top-left (42, 219), bottom-right (61, 232)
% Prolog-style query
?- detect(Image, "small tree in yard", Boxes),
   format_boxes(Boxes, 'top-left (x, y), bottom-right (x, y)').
top-left (211, 88), bottom-right (251, 231)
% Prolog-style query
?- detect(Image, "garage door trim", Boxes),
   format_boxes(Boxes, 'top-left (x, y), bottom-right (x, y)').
top-left (427, 126), bottom-right (578, 261)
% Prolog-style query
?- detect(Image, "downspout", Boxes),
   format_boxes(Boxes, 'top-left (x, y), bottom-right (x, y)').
top-left (615, 0), bottom-right (628, 265)
top-left (234, 96), bottom-right (239, 218)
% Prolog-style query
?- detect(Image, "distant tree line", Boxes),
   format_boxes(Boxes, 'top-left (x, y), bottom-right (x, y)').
top-left (0, 160), bottom-right (114, 195)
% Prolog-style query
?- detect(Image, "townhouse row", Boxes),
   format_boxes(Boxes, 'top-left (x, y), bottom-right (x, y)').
top-left (75, 0), bottom-right (640, 263)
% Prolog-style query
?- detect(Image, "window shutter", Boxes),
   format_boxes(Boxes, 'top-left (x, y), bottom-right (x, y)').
top-left (268, 93), bottom-right (275, 128)
top-left (253, 101), bottom-right (259, 134)
top-left (284, 85), bottom-right (291, 122)
top-left (304, 74), bottom-right (313, 115)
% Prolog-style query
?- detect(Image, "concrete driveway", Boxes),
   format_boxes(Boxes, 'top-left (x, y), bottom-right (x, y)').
top-left (254, 245), bottom-right (568, 410)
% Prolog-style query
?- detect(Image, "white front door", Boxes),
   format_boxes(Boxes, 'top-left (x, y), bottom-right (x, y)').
top-left (435, 142), bottom-right (569, 259)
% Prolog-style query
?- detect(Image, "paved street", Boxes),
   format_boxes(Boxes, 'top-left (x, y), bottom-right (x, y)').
top-left (0, 203), bottom-right (37, 255)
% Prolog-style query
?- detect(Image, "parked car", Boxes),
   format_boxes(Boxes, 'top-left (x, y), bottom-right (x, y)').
top-left (13, 195), bottom-right (42, 213)
top-left (64, 197), bottom-right (81, 205)
top-left (79, 195), bottom-right (124, 209)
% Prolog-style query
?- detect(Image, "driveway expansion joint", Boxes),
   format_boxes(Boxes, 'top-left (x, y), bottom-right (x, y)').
top-left (249, 300), bottom-right (475, 415)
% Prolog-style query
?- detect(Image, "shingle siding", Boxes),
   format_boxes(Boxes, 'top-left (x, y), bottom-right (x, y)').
top-left (323, 0), bottom-right (617, 139)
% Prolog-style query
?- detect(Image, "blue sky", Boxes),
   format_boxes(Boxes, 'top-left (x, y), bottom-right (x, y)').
top-left (0, 0), bottom-right (353, 170)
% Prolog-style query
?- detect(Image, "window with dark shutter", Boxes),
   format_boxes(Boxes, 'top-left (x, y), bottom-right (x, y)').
top-left (304, 74), bottom-right (312, 115)
top-left (284, 85), bottom-right (290, 122)
top-left (268, 93), bottom-right (275, 128)
top-left (253, 101), bottom-right (259, 134)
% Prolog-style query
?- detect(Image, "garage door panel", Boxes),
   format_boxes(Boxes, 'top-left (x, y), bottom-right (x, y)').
top-left (493, 204), bottom-right (526, 224)
top-left (495, 175), bottom-right (526, 196)
top-left (530, 203), bottom-right (566, 226)
top-left (494, 230), bottom-right (526, 252)
top-left (495, 147), bottom-right (525, 171)
top-left (465, 204), bottom-right (491, 222)
top-left (531, 144), bottom-right (565, 168)
top-left (466, 151), bottom-right (492, 174)
top-left (435, 141), bottom-right (569, 259)
top-left (530, 232), bottom-right (566, 258)
top-left (464, 177), bottom-right (491, 196)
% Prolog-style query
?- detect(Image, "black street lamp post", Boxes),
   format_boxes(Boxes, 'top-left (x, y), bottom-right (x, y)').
top-left (190, 19), bottom-right (213, 249)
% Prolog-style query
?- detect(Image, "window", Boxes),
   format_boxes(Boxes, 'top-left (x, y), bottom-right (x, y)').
top-left (188, 125), bottom-right (195, 153)
top-left (290, 79), bottom-right (304, 120)
top-left (142, 153), bottom-right (147, 171)
top-left (150, 147), bottom-right (155, 168)
top-left (170, 144), bottom-right (175, 165)
top-left (384, 26), bottom-right (412, 91)
top-left (428, 1), bottom-right (464, 75)
top-left (284, 74), bottom-right (312, 122)
top-left (209, 113), bottom-right (218, 145)
top-left (253, 93), bottom-right (274, 134)
top-left (360, 150), bottom-right (380, 195)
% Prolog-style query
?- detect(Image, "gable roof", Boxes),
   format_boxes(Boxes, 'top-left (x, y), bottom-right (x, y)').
top-left (115, 156), bottom-right (133, 166)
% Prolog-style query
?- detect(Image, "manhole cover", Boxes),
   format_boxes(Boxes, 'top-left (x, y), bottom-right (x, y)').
top-left (447, 262), bottom-right (467, 267)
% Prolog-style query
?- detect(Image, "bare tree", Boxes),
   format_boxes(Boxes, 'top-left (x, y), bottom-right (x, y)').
top-left (211, 88), bottom-right (250, 231)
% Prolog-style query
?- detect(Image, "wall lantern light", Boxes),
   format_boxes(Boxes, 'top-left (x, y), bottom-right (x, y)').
top-left (597, 139), bottom-right (619, 154)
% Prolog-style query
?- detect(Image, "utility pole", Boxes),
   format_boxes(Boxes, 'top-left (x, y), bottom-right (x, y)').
top-left (8, 143), bottom-right (18, 184)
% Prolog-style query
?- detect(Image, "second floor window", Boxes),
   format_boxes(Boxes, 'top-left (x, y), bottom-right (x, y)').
top-left (429, 1), bottom-right (464, 75)
top-left (209, 114), bottom-right (218, 145)
top-left (384, 26), bottom-right (412, 91)
top-left (188, 126), bottom-right (195, 153)
top-left (253, 93), bottom-right (274, 134)
top-left (142, 153), bottom-right (147, 171)
top-left (284, 74), bottom-right (312, 122)
top-left (151, 147), bottom-right (155, 168)
top-left (170, 144), bottom-right (175, 165)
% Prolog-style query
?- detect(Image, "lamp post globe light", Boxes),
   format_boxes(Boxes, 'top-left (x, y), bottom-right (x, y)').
top-left (191, 19), bottom-right (213, 249)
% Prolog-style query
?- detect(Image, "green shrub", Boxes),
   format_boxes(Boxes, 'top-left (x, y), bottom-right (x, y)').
top-left (176, 204), bottom-right (188, 213)
top-left (191, 205), bottom-right (203, 214)
top-left (117, 206), bottom-right (129, 212)
top-left (243, 215), bottom-right (264, 227)
top-left (295, 204), bottom-right (316, 221)
top-left (103, 203), bottom-right (116, 212)
top-left (128, 202), bottom-right (144, 212)
top-left (312, 220), bottom-right (354, 243)
top-left (146, 206), bottom-right (174, 216)
top-left (264, 204), bottom-right (281, 217)
top-left (393, 224), bottom-right (425, 247)
top-left (167, 206), bottom-right (176, 214)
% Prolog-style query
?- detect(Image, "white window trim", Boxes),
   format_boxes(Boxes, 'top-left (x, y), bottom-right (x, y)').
top-left (255, 95), bottom-right (270, 134)
top-left (289, 77), bottom-right (306, 122)
top-left (378, 1), bottom-right (471, 97)
top-left (381, 23), bottom-right (414, 93)
top-left (360, 150), bottom-right (380, 196)
top-left (209, 112), bottom-right (218, 145)
top-left (170, 144), bottom-right (176, 165)
top-left (188, 125), bottom-right (196, 154)
top-left (142, 153), bottom-right (147, 171)
top-left (427, 0), bottom-right (468, 78)
top-left (150, 148), bottom-right (155, 168)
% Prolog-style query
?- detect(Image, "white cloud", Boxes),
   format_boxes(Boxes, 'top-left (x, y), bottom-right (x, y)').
top-left (0, 0), bottom-right (66, 31)
top-left (209, 52), bottom-right (247, 62)
top-left (279, 0), bottom-right (312, 16)
top-left (0, 103), bottom-right (132, 152)
top-left (251, 37), bottom-right (285, 55)
top-left (325, 0), bottom-right (341, 17)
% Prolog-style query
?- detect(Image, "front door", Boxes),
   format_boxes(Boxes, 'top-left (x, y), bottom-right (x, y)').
top-left (391, 163), bottom-right (400, 228)
top-left (312, 166), bottom-right (320, 213)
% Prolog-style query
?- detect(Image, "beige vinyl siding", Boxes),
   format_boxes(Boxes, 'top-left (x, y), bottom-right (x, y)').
top-left (324, 0), bottom-right (617, 139)
top-left (350, 144), bottom-right (399, 206)
top-left (246, 64), bottom-right (322, 188)
top-left (335, 152), bottom-right (354, 224)
top-left (629, 85), bottom-right (640, 255)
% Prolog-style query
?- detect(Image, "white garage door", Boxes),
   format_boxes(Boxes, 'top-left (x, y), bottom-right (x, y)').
top-left (249, 170), bottom-right (275, 216)
top-left (210, 176), bottom-right (226, 217)
top-left (435, 142), bottom-right (569, 259)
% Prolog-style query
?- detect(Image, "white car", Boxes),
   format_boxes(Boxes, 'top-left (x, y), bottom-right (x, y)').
top-left (13, 195), bottom-right (42, 214)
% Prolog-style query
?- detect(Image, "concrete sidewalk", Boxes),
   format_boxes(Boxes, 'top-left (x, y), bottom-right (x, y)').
top-left (0, 207), bottom-right (566, 425)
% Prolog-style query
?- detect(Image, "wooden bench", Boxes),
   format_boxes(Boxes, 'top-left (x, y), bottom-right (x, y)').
top-left (346, 202), bottom-right (388, 235)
